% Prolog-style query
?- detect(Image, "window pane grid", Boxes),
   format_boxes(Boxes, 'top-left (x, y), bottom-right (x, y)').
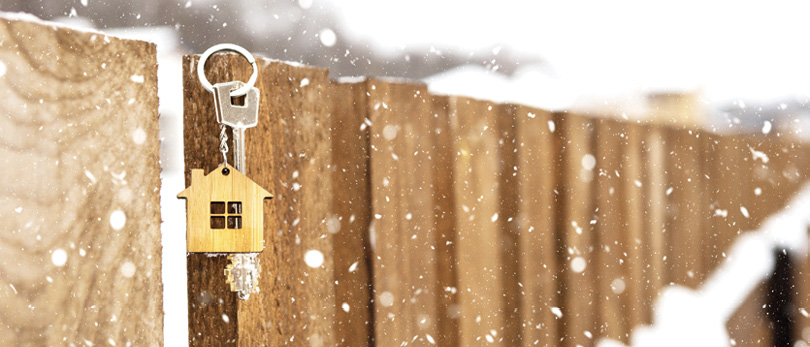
top-left (210, 201), bottom-right (243, 229)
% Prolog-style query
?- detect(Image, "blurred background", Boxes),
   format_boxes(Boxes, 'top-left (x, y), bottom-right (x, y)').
top-left (4, 0), bottom-right (810, 345)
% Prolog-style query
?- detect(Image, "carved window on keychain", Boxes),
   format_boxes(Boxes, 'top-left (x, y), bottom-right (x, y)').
top-left (210, 201), bottom-right (243, 229)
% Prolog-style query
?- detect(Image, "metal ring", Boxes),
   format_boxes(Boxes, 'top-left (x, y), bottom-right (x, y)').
top-left (197, 43), bottom-right (258, 97)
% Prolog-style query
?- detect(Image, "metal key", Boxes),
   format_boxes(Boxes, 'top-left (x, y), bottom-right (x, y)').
top-left (213, 80), bottom-right (262, 300)
top-left (213, 80), bottom-right (259, 173)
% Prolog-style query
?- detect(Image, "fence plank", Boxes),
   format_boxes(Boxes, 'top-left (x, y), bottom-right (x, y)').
top-left (621, 122), bottom-right (648, 331)
top-left (497, 104), bottom-right (522, 345)
top-left (555, 112), bottom-right (597, 347)
top-left (641, 125), bottom-right (667, 323)
top-left (663, 128), bottom-right (705, 287)
top-left (0, 18), bottom-right (162, 345)
top-left (798, 246), bottom-right (810, 344)
top-left (430, 95), bottom-right (460, 346)
top-left (367, 79), bottom-right (440, 346)
top-left (514, 105), bottom-right (559, 346)
top-left (593, 119), bottom-right (627, 341)
top-left (330, 81), bottom-right (373, 346)
top-left (451, 96), bottom-right (515, 345)
top-left (702, 134), bottom-right (747, 278)
top-left (183, 55), bottom-right (336, 346)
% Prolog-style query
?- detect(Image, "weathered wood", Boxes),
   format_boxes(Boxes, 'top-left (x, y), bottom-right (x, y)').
top-left (593, 119), bottom-right (628, 341)
top-left (430, 95), bottom-right (460, 346)
top-left (513, 105), bottom-right (559, 346)
top-left (177, 51), bottom-right (810, 346)
top-left (663, 127), bottom-right (705, 287)
top-left (641, 125), bottom-right (667, 324)
top-left (0, 17), bottom-right (162, 345)
top-left (367, 79), bottom-right (441, 346)
top-left (702, 133), bottom-right (746, 277)
top-left (183, 54), bottom-right (336, 346)
top-left (621, 122), bottom-right (648, 331)
top-left (330, 80), bottom-right (373, 346)
top-left (554, 112), bottom-right (597, 347)
top-left (798, 247), bottom-right (810, 344)
top-left (451, 96), bottom-right (513, 345)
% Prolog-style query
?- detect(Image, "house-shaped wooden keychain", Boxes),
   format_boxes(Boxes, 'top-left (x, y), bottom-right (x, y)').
top-left (177, 164), bottom-right (273, 253)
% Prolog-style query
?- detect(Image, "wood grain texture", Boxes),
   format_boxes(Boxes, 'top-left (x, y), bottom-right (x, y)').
top-left (620, 122), bottom-right (648, 331)
top-left (514, 105), bottom-right (559, 346)
top-left (430, 95), bottom-right (461, 346)
top-left (640, 125), bottom-right (667, 324)
top-left (497, 104), bottom-right (522, 345)
top-left (177, 52), bottom-right (810, 346)
top-left (450, 96), bottom-right (512, 345)
top-left (701, 133), bottom-right (745, 277)
top-left (593, 119), bottom-right (628, 341)
top-left (554, 112), bottom-right (597, 347)
top-left (367, 79), bottom-right (440, 346)
top-left (0, 17), bottom-right (162, 346)
top-left (178, 165), bottom-right (272, 253)
top-left (183, 54), bottom-right (336, 346)
top-left (798, 243), bottom-right (810, 345)
top-left (663, 127), bottom-right (705, 288)
top-left (330, 80), bottom-right (373, 346)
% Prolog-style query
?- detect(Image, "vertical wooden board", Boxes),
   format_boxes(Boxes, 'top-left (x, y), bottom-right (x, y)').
top-left (496, 104), bottom-right (522, 345)
top-left (792, 139), bottom-right (810, 344)
top-left (751, 136), bottom-right (805, 221)
top-left (701, 133), bottom-right (735, 277)
top-left (662, 127), bottom-right (704, 288)
top-left (430, 95), bottom-right (460, 346)
top-left (450, 96), bottom-right (509, 345)
top-left (619, 122), bottom-right (647, 332)
top-left (183, 54), bottom-right (239, 346)
top-left (554, 112), bottom-right (597, 347)
top-left (367, 79), bottom-right (440, 346)
top-left (798, 246), bottom-right (810, 344)
top-left (592, 119), bottom-right (627, 341)
top-left (640, 125), bottom-right (667, 323)
top-left (330, 81), bottom-right (373, 346)
top-left (183, 55), bottom-right (336, 346)
top-left (513, 105), bottom-right (559, 346)
top-left (725, 135), bottom-right (803, 347)
top-left (0, 18), bottom-right (162, 345)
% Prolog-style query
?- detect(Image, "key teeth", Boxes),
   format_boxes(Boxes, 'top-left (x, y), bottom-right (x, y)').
top-left (225, 254), bottom-right (261, 300)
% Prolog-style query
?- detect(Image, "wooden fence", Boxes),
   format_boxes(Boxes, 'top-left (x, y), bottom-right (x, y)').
top-left (0, 16), bottom-right (163, 345)
top-left (185, 54), bottom-right (810, 346)
top-left (2, 14), bottom-right (808, 347)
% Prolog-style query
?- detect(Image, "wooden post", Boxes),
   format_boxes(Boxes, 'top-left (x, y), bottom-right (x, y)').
top-left (663, 127), bottom-right (705, 287)
top-left (366, 79), bottom-right (441, 346)
top-left (430, 95), bottom-right (461, 346)
top-left (513, 105), bottom-right (559, 346)
top-left (554, 112), bottom-right (597, 347)
top-left (450, 96), bottom-right (517, 345)
top-left (183, 55), bottom-right (336, 346)
top-left (641, 125), bottom-right (667, 324)
top-left (621, 122), bottom-right (648, 331)
top-left (330, 80), bottom-right (373, 346)
top-left (0, 16), bottom-right (162, 345)
top-left (593, 119), bottom-right (628, 341)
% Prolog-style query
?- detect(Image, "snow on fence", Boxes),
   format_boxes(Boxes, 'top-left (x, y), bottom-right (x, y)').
top-left (0, 16), bottom-right (162, 346)
top-left (184, 53), bottom-right (810, 347)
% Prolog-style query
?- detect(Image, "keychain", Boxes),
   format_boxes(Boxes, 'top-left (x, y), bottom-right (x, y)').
top-left (177, 44), bottom-right (272, 300)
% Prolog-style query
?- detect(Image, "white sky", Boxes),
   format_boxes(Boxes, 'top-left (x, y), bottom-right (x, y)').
top-left (327, 0), bottom-right (810, 104)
